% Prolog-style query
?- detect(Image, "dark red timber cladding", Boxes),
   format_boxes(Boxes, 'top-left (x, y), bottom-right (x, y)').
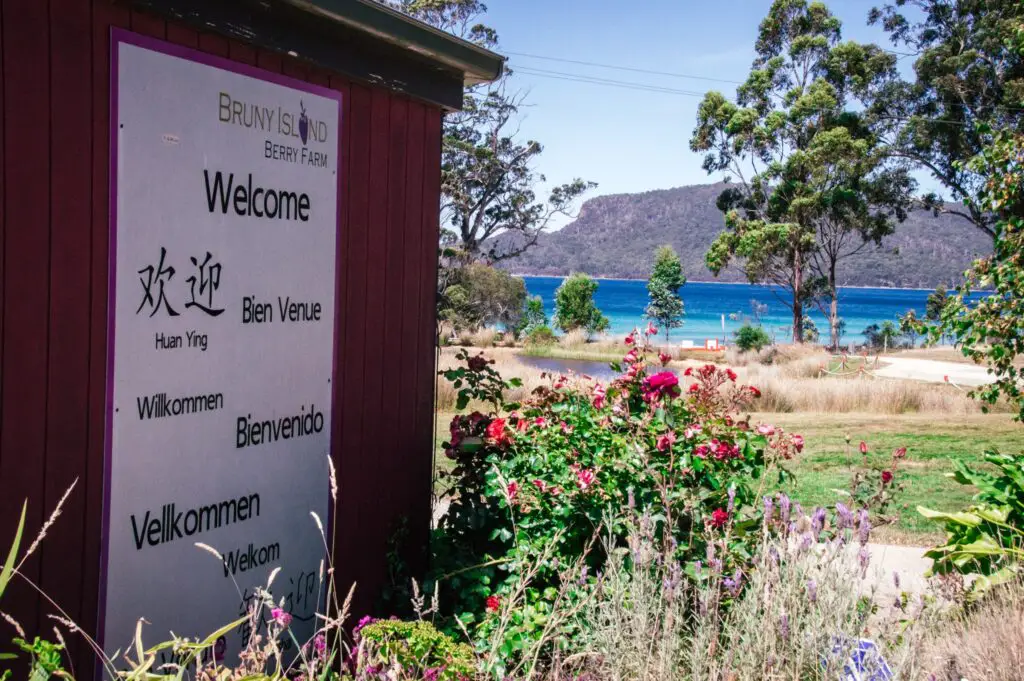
top-left (1, 0), bottom-right (52, 646)
top-left (41, 0), bottom-right (93, 668)
top-left (80, 2), bottom-right (130, 669)
top-left (0, 2), bottom-right (444, 672)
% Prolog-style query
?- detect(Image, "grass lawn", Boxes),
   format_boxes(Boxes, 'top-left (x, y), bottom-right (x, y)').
top-left (760, 412), bottom-right (1023, 544)
top-left (433, 410), bottom-right (1022, 545)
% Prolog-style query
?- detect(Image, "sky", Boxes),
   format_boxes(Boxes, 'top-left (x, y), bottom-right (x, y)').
top-left (482, 0), bottom-right (932, 229)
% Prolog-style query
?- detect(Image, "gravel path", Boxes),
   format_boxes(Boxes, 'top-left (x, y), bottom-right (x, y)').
top-left (874, 356), bottom-right (992, 387)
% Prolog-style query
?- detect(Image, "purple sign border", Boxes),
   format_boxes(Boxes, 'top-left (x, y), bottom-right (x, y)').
top-left (101, 26), bottom-right (343, 666)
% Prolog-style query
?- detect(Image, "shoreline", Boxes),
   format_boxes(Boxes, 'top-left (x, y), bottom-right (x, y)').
top-left (510, 273), bottom-right (945, 292)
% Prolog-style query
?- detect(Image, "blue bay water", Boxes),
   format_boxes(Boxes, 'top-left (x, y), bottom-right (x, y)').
top-left (523, 276), bottom-right (936, 345)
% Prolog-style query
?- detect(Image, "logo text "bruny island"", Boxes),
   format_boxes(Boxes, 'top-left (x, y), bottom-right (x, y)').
top-left (218, 92), bottom-right (328, 145)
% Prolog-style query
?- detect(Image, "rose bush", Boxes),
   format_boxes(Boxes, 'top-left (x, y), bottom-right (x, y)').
top-left (431, 328), bottom-right (802, 665)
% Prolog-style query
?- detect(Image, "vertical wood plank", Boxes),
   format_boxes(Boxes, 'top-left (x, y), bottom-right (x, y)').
top-left (327, 73), bottom-right (351, 595)
top-left (128, 8), bottom-right (164, 38)
top-left (416, 110), bottom-right (443, 539)
top-left (228, 39), bottom-right (256, 66)
top-left (381, 96), bottom-right (408, 545)
top-left (197, 31), bottom-right (228, 57)
top-left (166, 22), bottom-right (198, 48)
top-left (82, 0), bottom-right (131, 655)
top-left (0, 0), bottom-right (51, 644)
top-left (256, 49), bottom-right (283, 75)
top-left (361, 89), bottom-right (392, 592)
top-left (399, 102), bottom-right (429, 571)
top-left (41, 0), bottom-right (93, 663)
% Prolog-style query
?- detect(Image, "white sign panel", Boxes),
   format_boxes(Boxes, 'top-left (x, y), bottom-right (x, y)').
top-left (102, 30), bottom-right (340, 666)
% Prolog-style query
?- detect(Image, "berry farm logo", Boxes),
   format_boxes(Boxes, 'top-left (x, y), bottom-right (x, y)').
top-left (218, 92), bottom-right (328, 146)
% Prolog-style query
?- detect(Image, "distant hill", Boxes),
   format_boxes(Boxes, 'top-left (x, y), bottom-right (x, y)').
top-left (500, 183), bottom-right (991, 288)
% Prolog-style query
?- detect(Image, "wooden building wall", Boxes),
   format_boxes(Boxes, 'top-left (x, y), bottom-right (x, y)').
top-left (0, 0), bottom-right (442, 673)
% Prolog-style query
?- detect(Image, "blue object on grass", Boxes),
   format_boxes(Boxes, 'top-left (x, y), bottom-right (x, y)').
top-left (841, 639), bottom-right (894, 681)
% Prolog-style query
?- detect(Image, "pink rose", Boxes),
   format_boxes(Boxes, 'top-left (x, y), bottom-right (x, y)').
top-left (656, 431), bottom-right (677, 452)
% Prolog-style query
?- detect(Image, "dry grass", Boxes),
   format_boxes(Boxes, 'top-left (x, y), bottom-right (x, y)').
top-left (918, 583), bottom-right (1024, 680)
top-left (434, 345), bottom-right (1008, 416)
top-left (559, 328), bottom-right (590, 348)
top-left (470, 328), bottom-right (498, 348)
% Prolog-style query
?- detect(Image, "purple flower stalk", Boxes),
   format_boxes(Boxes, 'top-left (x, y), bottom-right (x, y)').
top-left (812, 507), bottom-right (827, 538)
top-left (858, 546), bottom-right (871, 577)
top-left (727, 486), bottom-right (737, 513)
top-left (778, 613), bottom-right (790, 641)
top-left (763, 495), bottom-right (774, 522)
top-left (892, 571), bottom-right (900, 590)
top-left (778, 493), bottom-right (792, 526)
top-left (835, 502), bottom-right (853, 530)
top-left (858, 509), bottom-right (871, 545)
top-left (806, 580), bottom-right (817, 603)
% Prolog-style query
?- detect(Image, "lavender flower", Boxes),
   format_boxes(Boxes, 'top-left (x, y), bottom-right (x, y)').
top-left (727, 485), bottom-right (736, 513)
top-left (579, 565), bottom-right (589, 585)
top-left (694, 560), bottom-right (703, 577)
top-left (778, 493), bottom-right (792, 526)
top-left (763, 495), bottom-right (774, 522)
top-left (835, 502), bottom-right (853, 530)
top-left (858, 509), bottom-right (871, 545)
top-left (723, 569), bottom-right (744, 597)
top-left (892, 570), bottom-right (900, 590)
top-left (778, 613), bottom-right (790, 641)
top-left (858, 546), bottom-right (871, 577)
top-left (812, 507), bottom-right (827, 538)
top-left (806, 580), bottom-right (817, 603)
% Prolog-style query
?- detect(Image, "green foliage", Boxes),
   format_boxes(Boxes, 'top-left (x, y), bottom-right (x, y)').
top-left (392, 0), bottom-right (595, 262)
top-left (869, 0), bottom-right (1024, 238)
top-left (432, 330), bottom-right (799, 669)
top-left (919, 450), bottom-right (1024, 599)
top-left (691, 0), bottom-right (911, 344)
top-left (523, 325), bottom-right (556, 347)
top-left (0, 501), bottom-right (25, 603)
top-left (930, 129), bottom-right (1024, 418)
top-left (10, 638), bottom-right (65, 681)
top-left (898, 309), bottom-right (920, 347)
top-left (734, 324), bottom-right (771, 352)
top-left (801, 316), bottom-right (820, 344)
top-left (862, 320), bottom-right (902, 350)
top-left (439, 263), bottom-right (527, 332)
top-left (925, 286), bottom-right (948, 322)
top-left (552, 273), bottom-right (609, 334)
top-left (517, 295), bottom-right (548, 337)
top-left (356, 620), bottom-right (475, 681)
top-left (644, 245), bottom-right (686, 340)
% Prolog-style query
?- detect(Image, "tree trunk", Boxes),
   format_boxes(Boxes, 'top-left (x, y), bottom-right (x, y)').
top-left (792, 249), bottom-right (803, 344)
top-left (828, 262), bottom-right (839, 352)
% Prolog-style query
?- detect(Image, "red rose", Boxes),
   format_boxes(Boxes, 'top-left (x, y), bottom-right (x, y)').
top-left (684, 367), bottom-right (694, 376)
top-left (643, 372), bottom-right (681, 400)
top-left (506, 481), bottom-right (519, 499)
top-left (792, 434), bottom-right (804, 452)
top-left (486, 418), bottom-right (510, 446)
top-left (485, 595), bottom-right (501, 613)
top-left (710, 508), bottom-right (730, 529)
top-left (688, 383), bottom-right (699, 394)
top-left (859, 441), bottom-right (868, 455)
top-left (468, 354), bottom-right (489, 372)
top-left (656, 431), bottom-right (677, 452)
top-left (725, 368), bottom-right (738, 381)
top-left (658, 352), bottom-right (672, 366)
top-left (881, 470), bottom-right (893, 484)
top-left (892, 447), bottom-right (907, 459)
top-left (748, 386), bottom-right (762, 398)
top-left (624, 333), bottom-right (635, 346)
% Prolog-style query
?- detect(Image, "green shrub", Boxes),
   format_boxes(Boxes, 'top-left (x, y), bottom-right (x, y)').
top-left (524, 325), bottom-right (556, 346)
top-left (553, 273), bottom-right (609, 334)
top-left (433, 327), bottom-right (801, 669)
top-left (734, 324), bottom-right (771, 352)
top-left (919, 449), bottom-right (1024, 599)
top-left (355, 619), bottom-right (475, 681)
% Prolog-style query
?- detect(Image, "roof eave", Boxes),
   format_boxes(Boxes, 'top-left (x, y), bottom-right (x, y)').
top-left (282, 0), bottom-right (505, 86)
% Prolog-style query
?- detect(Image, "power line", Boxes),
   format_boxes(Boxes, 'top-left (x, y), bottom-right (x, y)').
top-left (511, 65), bottom-right (709, 97)
top-left (505, 50), bottom-right (744, 85)
top-left (510, 65), bottom-right (996, 127)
